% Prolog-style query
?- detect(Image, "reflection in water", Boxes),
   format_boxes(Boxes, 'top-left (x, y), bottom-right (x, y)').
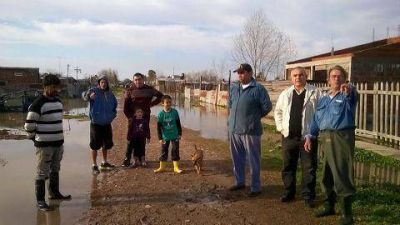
top-left (0, 112), bottom-right (26, 129)
top-left (354, 161), bottom-right (400, 185)
top-left (151, 94), bottom-right (229, 141)
top-left (36, 203), bottom-right (60, 225)
top-left (0, 99), bottom-right (89, 131)
top-left (63, 98), bottom-right (89, 116)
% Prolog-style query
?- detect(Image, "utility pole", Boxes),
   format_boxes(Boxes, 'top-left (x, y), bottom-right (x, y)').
top-left (57, 56), bottom-right (61, 76)
top-left (398, 24), bottom-right (400, 37)
top-left (67, 64), bottom-right (70, 78)
top-left (74, 67), bottom-right (81, 80)
top-left (387, 27), bottom-right (390, 38)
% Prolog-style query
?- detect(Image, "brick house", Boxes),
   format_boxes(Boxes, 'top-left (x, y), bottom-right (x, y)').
top-left (285, 36), bottom-right (400, 83)
top-left (0, 67), bottom-right (41, 93)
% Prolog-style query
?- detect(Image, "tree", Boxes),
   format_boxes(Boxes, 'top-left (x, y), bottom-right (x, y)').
top-left (212, 58), bottom-right (227, 80)
top-left (97, 68), bottom-right (119, 87)
top-left (232, 10), bottom-right (296, 80)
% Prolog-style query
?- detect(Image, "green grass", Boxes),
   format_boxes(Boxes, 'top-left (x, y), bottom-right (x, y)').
top-left (63, 114), bottom-right (89, 120)
top-left (260, 123), bottom-right (400, 225)
top-left (354, 148), bottom-right (400, 169)
top-left (353, 183), bottom-right (400, 225)
top-left (112, 86), bottom-right (125, 97)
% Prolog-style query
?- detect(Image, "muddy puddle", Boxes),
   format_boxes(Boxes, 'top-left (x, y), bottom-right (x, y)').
top-left (0, 119), bottom-right (92, 225)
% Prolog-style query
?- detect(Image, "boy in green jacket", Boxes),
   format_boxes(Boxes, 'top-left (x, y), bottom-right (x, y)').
top-left (154, 95), bottom-right (183, 173)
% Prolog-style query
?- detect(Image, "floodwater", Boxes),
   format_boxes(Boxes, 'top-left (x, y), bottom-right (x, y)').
top-left (0, 97), bottom-right (230, 225)
top-left (0, 119), bottom-right (92, 225)
top-left (151, 94), bottom-right (229, 141)
top-left (0, 99), bottom-right (91, 225)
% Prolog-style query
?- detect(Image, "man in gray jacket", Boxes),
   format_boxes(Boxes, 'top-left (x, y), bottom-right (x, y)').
top-left (274, 67), bottom-right (321, 208)
top-left (227, 63), bottom-right (272, 197)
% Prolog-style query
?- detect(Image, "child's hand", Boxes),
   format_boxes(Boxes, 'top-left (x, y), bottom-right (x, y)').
top-left (146, 138), bottom-right (150, 144)
top-left (159, 140), bottom-right (165, 144)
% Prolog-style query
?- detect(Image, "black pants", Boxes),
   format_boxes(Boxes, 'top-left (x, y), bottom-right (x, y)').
top-left (125, 138), bottom-right (146, 161)
top-left (160, 140), bottom-right (180, 161)
top-left (281, 136), bottom-right (318, 199)
top-left (90, 123), bottom-right (113, 150)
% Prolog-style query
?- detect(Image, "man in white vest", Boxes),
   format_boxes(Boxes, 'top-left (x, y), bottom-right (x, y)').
top-left (274, 67), bottom-right (321, 208)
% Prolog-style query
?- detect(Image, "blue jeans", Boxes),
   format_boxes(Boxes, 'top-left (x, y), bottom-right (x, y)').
top-left (230, 133), bottom-right (261, 192)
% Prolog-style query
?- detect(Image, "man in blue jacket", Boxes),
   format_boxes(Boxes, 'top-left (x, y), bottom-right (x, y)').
top-left (84, 76), bottom-right (118, 174)
top-left (228, 63), bottom-right (272, 197)
top-left (305, 65), bottom-right (357, 225)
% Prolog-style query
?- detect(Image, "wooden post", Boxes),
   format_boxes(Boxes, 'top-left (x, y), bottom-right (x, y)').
top-left (385, 82), bottom-right (389, 143)
top-left (363, 83), bottom-right (368, 130)
top-left (390, 82), bottom-right (394, 146)
top-left (380, 82), bottom-right (384, 141)
top-left (396, 82), bottom-right (399, 146)
top-left (355, 83), bottom-right (360, 128)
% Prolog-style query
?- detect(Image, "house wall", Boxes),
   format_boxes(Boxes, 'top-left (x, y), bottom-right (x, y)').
top-left (0, 67), bottom-right (41, 93)
top-left (351, 56), bottom-right (400, 82)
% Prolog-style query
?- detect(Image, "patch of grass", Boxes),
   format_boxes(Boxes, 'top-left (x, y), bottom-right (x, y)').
top-left (260, 127), bottom-right (282, 171)
top-left (112, 87), bottom-right (125, 97)
top-left (354, 148), bottom-right (400, 169)
top-left (262, 123), bottom-right (279, 133)
top-left (353, 183), bottom-right (400, 225)
top-left (260, 122), bottom-right (400, 225)
top-left (63, 114), bottom-right (89, 120)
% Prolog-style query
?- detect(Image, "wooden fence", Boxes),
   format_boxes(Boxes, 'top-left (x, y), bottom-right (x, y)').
top-left (311, 81), bottom-right (400, 148)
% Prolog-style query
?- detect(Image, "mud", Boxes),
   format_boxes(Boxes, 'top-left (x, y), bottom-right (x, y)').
top-left (75, 106), bottom-right (336, 225)
top-left (0, 128), bottom-right (28, 140)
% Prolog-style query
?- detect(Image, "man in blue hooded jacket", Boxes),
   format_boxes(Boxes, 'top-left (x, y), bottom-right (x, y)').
top-left (83, 76), bottom-right (118, 174)
top-left (228, 63), bottom-right (272, 197)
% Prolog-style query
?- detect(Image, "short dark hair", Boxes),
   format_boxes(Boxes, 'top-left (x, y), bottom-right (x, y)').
top-left (42, 74), bottom-right (61, 86)
top-left (133, 73), bottom-right (144, 79)
top-left (161, 95), bottom-right (172, 102)
top-left (328, 65), bottom-right (348, 80)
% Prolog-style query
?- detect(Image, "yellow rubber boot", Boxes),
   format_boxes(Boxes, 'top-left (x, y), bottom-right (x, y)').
top-left (154, 161), bottom-right (167, 173)
top-left (173, 161), bottom-right (183, 174)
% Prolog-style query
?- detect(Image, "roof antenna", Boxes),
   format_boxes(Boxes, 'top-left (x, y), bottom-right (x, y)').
top-left (372, 27), bottom-right (375, 41)
top-left (330, 34), bottom-right (334, 56)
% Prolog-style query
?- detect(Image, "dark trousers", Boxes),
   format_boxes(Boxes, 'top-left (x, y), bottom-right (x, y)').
top-left (319, 130), bottom-right (356, 201)
top-left (160, 140), bottom-right (180, 161)
top-left (281, 136), bottom-right (318, 199)
top-left (125, 138), bottom-right (146, 161)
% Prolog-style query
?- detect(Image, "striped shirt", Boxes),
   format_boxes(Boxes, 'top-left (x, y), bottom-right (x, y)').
top-left (24, 95), bottom-right (64, 147)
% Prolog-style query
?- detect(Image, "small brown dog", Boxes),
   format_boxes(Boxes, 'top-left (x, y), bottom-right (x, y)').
top-left (191, 145), bottom-right (204, 175)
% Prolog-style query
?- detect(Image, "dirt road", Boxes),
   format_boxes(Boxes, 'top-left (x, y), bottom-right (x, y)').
top-left (75, 107), bottom-right (335, 225)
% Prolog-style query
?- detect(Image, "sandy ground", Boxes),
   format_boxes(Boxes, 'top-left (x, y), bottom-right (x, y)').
top-left (73, 104), bottom-right (337, 225)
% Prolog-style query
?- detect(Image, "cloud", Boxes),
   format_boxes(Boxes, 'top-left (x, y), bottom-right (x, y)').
top-left (0, 0), bottom-right (398, 78)
top-left (0, 20), bottom-right (234, 53)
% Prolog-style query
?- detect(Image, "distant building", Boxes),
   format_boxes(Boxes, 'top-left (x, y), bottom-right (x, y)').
top-left (0, 67), bottom-right (41, 93)
top-left (285, 37), bottom-right (400, 82)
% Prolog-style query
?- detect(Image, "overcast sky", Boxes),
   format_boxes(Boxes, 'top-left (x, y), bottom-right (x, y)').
top-left (0, 0), bottom-right (399, 79)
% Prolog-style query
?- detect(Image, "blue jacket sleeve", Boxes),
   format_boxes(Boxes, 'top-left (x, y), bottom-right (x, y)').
top-left (309, 114), bottom-right (319, 137)
top-left (259, 86), bottom-right (272, 117)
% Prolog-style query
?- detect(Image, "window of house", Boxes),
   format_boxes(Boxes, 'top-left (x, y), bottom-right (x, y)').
top-left (0, 81), bottom-right (6, 86)
top-left (14, 72), bottom-right (23, 76)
